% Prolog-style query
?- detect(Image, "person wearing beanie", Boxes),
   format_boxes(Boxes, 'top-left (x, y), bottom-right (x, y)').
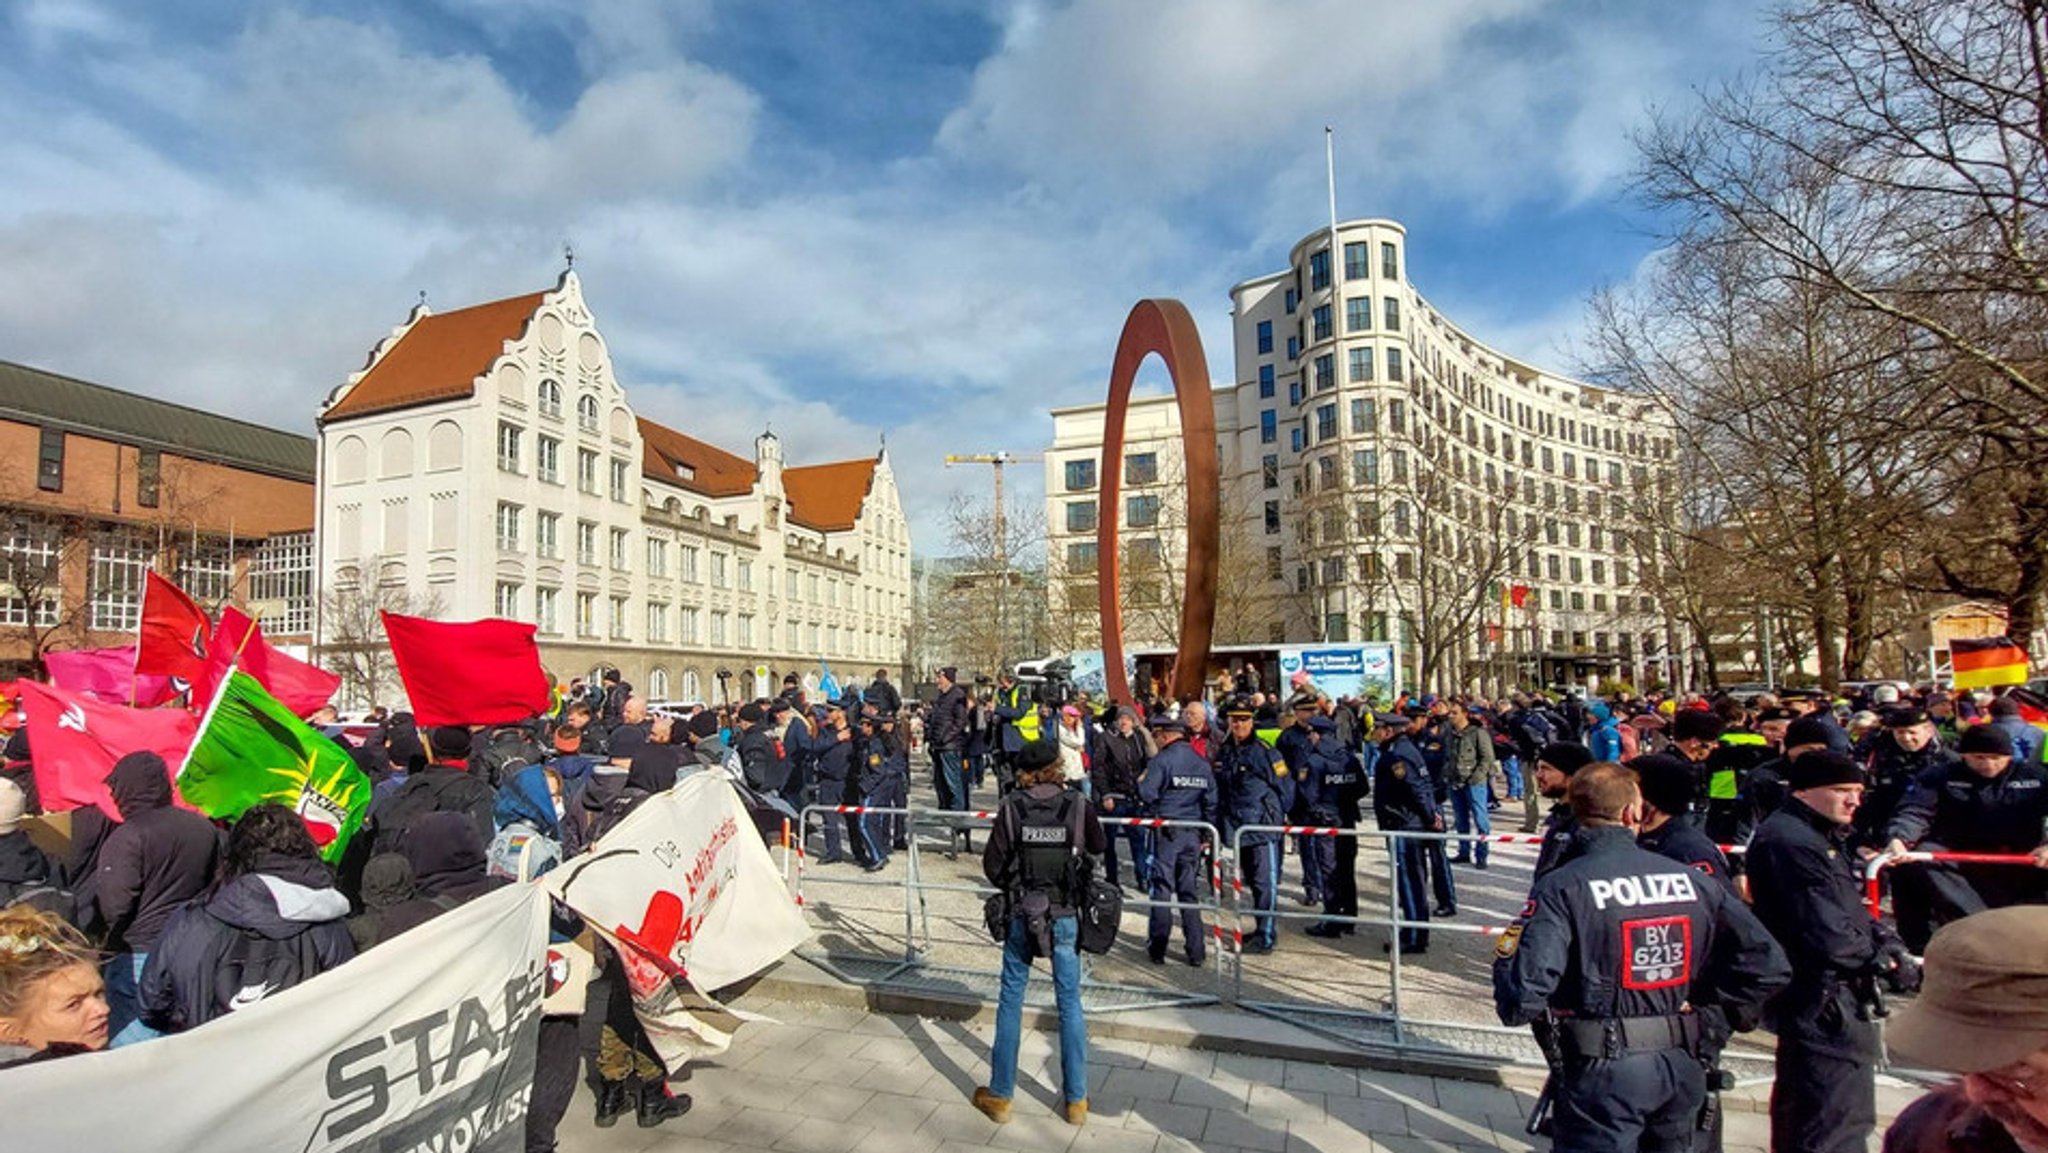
top-left (1985, 695), bottom-right (2046, 767)
top-left (1740, 714), bottom-right (1844, 845)
top-left (1627, 753), bottom-right (1731, 884)
top-left (1877, 719), bottom-right (2048, 954)
top-left (1531, 742), bottom-right (1595, 881)
top-left (1881, 907), bottom-right (2048, 1153)
top-left (972, 735), bottom-right (1105, 1129)
top-left (365, 723), bottom-right (497, 855)
top-left (1749, 748), bottom-right (1916, 1153)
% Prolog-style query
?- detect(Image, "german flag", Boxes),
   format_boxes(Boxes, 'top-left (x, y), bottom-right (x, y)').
top-left (1950, 636), bottom-right (2031, 690)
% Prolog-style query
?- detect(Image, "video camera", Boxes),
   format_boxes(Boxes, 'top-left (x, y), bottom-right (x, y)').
top-left (1032, 658), bottom-right (1077, 709)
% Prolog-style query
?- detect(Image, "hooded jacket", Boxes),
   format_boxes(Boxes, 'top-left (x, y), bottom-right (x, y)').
top-left (487, 764), bottom-right (572, 879)
top-left (364, 812), bottom-right (506, 944)
top-left (95, 752), bottom-right (222, 952)
top-left (368, 760), bottom-right (497, 854)
top-left (139, 850), bottom-right (354, 1031)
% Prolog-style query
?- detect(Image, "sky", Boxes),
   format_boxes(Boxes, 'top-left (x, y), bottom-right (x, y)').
top-left (0, 0), bottom-right (1774, 554)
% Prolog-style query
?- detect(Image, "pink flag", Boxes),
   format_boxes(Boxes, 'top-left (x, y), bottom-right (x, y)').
top-left (45, 646), bottom-right (178, 708)
top-left (16, 680), bottom-right (198, 819)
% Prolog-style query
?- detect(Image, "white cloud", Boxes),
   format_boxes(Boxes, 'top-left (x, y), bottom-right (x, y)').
top-left (228, 11), bottom-right (756, 217)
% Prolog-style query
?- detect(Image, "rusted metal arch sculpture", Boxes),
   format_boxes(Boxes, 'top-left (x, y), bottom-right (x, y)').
top-left (1096, 299), bottom-right (1219, 708)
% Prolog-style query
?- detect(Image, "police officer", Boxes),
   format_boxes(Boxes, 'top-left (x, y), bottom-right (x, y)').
top-left (1372, 712), bottom-right (1438, 954)
top-left (1878, 722), bottom-right (2048, 952)
top-left (807, 702), bottom-right (862, 866)
top-left (991, 671), bottom-right (1044, 793)
top-left (1531, 742), bottom-right (1596, 881)
top-left (1411, 704), bottom-right (1458, 916)
top-left (1747, 750), bottom-right (1918, 1153)
top-left (1304, 714), bottom-right (1367, 939)
top-left (1856, 705), bottom-right (1955, 851)
top-left (1276, 694), bottom-right (1322, 907)
top-left (1215, 698), bottom-right (1292, 954)
top-left (1139, 714), bottom-right (1217, 966)
top-left (1628, 753), bottom-right (1731, 884)
top-left (1494, 763), bottom-right (1790, 1153)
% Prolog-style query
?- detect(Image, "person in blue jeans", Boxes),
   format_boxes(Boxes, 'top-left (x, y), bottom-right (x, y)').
top-left (973, 742), bottom-right (1105, 1127)
top-left (1444, 701), bottom-right (1496, 868)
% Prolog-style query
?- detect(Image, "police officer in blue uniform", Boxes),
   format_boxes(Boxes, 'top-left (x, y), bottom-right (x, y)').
top-left (1628, 753), bottom-right (1732, 885)
top-left (1140, 714), bottom-right (1218, 966)
top-left (807, 702), bottom-right (862, 866)
top-left (1215, 698), bottom-right (1292, 954)
top-left (1304, 714), bottom-right (1368, 939)
top-left (1372, 712), bottom-right (1438, 954)
top-left (1275, 695), bottom-right (1321, 906)
top-left (1496, 763), bottom-right (1790, 1153)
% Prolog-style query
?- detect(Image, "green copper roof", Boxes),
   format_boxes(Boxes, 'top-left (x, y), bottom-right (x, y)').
top-left (0, 360), bottom-right (315, 481)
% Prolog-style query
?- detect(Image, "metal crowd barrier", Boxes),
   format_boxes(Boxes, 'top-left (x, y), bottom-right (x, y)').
top-left (787, 802), bottom-right (1228, 1009)
top-left (1862, 850), bottom-right (2043, 918)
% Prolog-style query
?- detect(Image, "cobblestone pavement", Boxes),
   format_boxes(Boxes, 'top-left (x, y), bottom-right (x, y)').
top-left (559, 996), bottom-right (1906, 1153)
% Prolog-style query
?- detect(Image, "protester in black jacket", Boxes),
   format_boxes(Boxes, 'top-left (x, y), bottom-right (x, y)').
top-left (367, 726), bottom-right (498, 853)
top-left (929, 668), bottom-right (970, 812)
top-left (140, 803), bottom-right (354, 1032)
top-left (1088, 708), bottom-right (1151, 891)
top-left (94, 751), bottom-right (221, 1047)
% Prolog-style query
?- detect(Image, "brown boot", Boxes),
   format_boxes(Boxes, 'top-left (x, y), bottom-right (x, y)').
top-left (971, 1087), bottom-right (1011, 1124)
top-left (1065, 1099), bottom-right (1089, 1126)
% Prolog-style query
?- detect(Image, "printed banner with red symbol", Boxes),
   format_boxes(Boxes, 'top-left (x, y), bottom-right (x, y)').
top-left (545, 773), bottom-right (810, 1069)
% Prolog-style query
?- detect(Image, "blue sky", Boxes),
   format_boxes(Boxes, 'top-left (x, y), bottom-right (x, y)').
top-left (0, 0), bottom-right (1771, 550)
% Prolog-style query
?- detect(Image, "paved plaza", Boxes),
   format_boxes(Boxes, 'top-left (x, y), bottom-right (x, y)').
top-left (558, 991), bottom-right (1916, 1153)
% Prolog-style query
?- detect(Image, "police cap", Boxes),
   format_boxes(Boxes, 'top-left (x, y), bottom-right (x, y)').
top-left (1881, 706), bottom-right (1929, 729)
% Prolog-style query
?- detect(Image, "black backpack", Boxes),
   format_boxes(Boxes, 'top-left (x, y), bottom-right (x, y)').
top-left (474, 725), bottom-right (545, 787)
top-left (985, 790), bottom-right (1120, 956)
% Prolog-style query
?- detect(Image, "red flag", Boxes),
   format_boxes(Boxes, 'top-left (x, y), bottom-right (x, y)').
top-left (135, 571), bottom-right (213, 682)
top-left (382, 611), bottom-right (550, 727)
top-left (46, 645), bottom-right (179, 708)
top-left (199, 607), bottom-right (341, 718)
top-left (1510, 584), bottom-right (1532, 609)
top-left (16, 680), bottom-right (198, 819)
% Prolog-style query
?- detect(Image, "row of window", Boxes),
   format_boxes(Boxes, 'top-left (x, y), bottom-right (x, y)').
top-left (498, 423), bottom-right (633, 499)
top-left (530, 381), bottom-right (604, 432)
top-left (1061, 451), bottom-right (1157, 492)
top-left (1060, 495), bottom-right (1160, 534)
top-left (490, 581), bottom-right (890, 657)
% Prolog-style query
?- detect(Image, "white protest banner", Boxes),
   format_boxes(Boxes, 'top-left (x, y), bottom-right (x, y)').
top-left (0, 883), bottom-right (550, 1153)
top-left (547, 772), bottom-right (810, 1068)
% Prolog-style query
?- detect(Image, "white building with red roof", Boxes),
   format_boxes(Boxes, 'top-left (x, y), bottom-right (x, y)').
top-left (314, 270), bottom-right (912, 706)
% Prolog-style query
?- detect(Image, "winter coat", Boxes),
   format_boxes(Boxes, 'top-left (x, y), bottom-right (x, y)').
top-left (368, 762), bottom-right (498, 854)
top-left (486, 764), bottom-right (573, 880)
top-left (1089, 727), bottom-right (1148, 802)
top-left (0, 828), bottom-right (58, 909)
top-left (1446, 721), bottom-right (1498, 787)
top-left (139, 851), bottom-right (354, 1031)
top-left (1056, 721), bottom-right (1088, 784)
top-left (928, 685), bottom-right (968, 751)
top-left (95, 752), bottom-right (223, 952)
top-left (365, 812), bottom-right (506, 944)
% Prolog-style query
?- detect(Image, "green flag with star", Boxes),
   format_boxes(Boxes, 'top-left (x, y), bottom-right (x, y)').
top-left (176, 671), bottom-right (371, 862)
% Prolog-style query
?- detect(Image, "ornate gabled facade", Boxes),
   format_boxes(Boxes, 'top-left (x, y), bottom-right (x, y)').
top-left (315, 271), bottom-right (913, 707)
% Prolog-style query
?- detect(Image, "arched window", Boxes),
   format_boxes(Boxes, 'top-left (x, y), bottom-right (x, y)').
top-left (538, 380), bottom-right (563, 420)
top-left (577, 394), bottom-right (600, 433)
top-left (379, 427), bottom-right (414, 478)
top-left (649, 668), bottom-right (670, 699)
top-left (681, 670), bottom-right (701, 702)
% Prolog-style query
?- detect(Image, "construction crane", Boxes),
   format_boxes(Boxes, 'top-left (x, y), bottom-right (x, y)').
top-left (943, 451), bottom-right (1043, 666)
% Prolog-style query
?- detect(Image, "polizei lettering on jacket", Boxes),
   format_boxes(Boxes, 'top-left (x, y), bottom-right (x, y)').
top-left (1171, 776), bottom-right (1208, 789)
top-left (1586, 872), bottom-right (1699, 910)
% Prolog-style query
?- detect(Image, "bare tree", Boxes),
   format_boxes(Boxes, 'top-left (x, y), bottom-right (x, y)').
top-left (319, 556), bottom-right (444, 710)
top-left (1637, 0), bottom-right (2048, 641)
top-left (930, 491), bottom-right (1048, 676)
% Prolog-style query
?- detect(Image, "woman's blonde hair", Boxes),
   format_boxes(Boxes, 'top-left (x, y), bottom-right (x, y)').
top-left (0, 906), bottom-right (98, 1019)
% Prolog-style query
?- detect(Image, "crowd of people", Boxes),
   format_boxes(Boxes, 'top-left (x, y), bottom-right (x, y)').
top-left (953, 670), bottom-right (2048, 1153)
top-left (0, 664), bottom-right (923, 1151)
top-left (4, 652), bottom-right (2048, 1153)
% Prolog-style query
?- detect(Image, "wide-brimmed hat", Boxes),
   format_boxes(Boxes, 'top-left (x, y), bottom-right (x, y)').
top-left (1889, 907), bottom-right (2048, 1074)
